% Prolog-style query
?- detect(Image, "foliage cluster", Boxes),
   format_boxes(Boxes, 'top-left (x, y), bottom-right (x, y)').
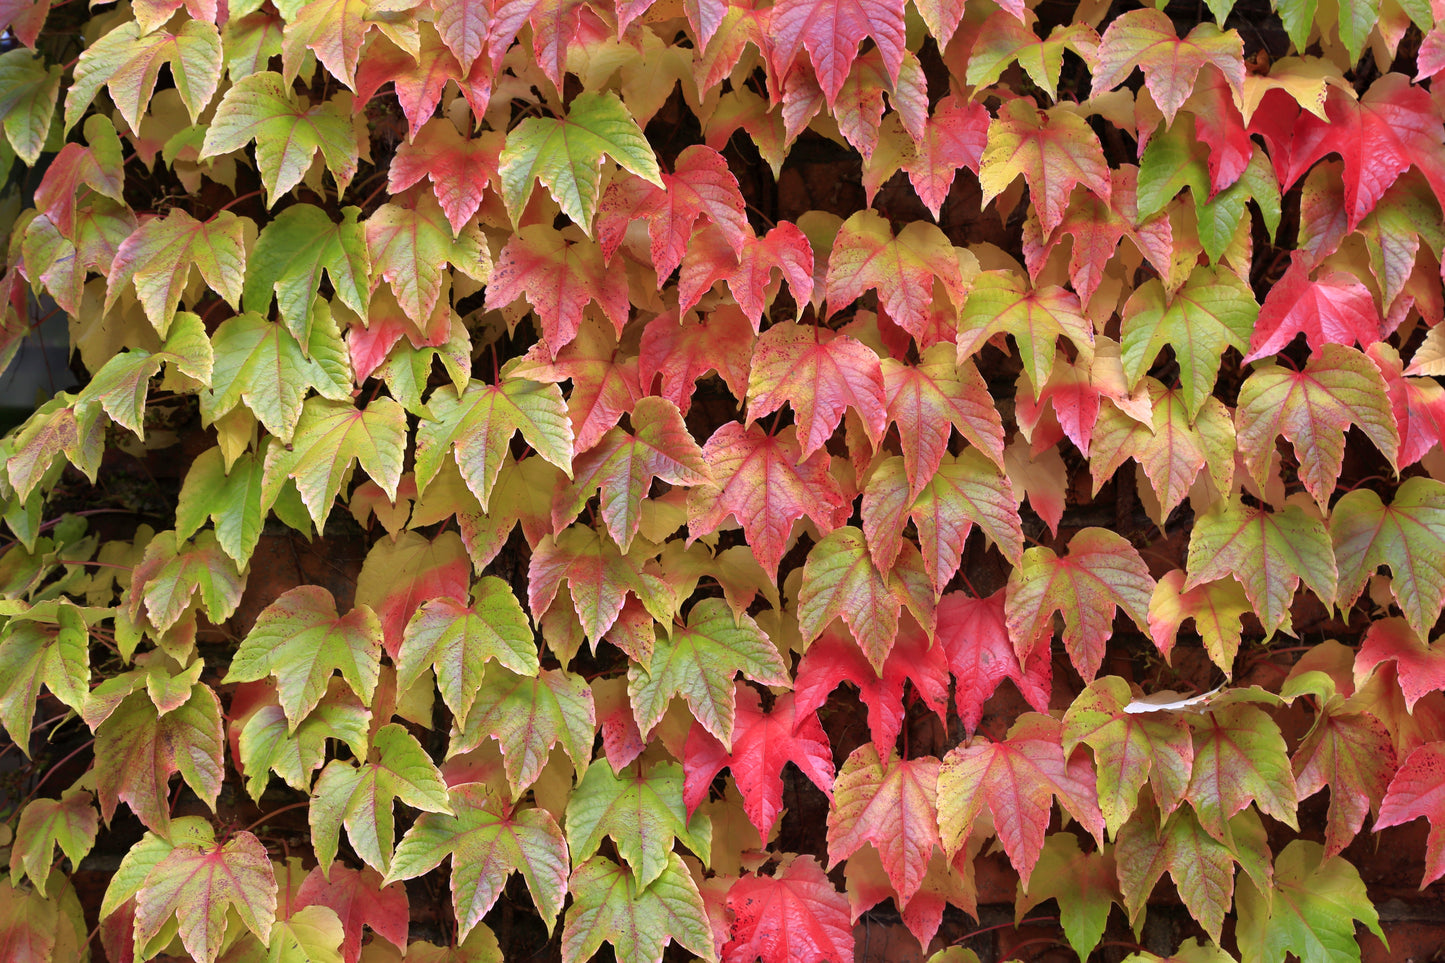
top-left (1, 0), bottom-right (1445, 959)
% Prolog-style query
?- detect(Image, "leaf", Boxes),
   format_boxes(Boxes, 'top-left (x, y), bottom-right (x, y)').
top-left (938, 589), bottom-right (1052, 736)
top-left (565, 760), bottom-right (711, 889)
top-left (827, 746), bottom-right (939, 903)
top-left (561, 854), bottom-right (716, 963)
top-left (199, 72), bottom-right (358, 204)
top-left (1186, 702), bottom-right (1298, 840)
top-left (1115, 805), bottom-right (1238, 944)
top-left (724, 856), bottom-right (853, 963)
top-left (388, 121), bottom-right (500, 235)
top-left (1374, 740), bottom-right (1445, 886)
top-left (1015, 833), bottom-right (1119, 960)
top-left (0, 601), bottom-right (89, 757)
top-left (687, 422), bottom-right (851, 579)
top-left (354, 530), bottom-right (471, 658)
top-left (767, 0), bottom-right (905, 104)
top-left (449, 667), bottom-right (595, 795)
top-left (367, 192), bottom-right (491, 325)
top-left (1005, 527), bottom-right (1155, 682)
top-left (1330, 477), bottom-right (1445, 641)
top-left (280, 0), bottom-right (381, 89)
top-left (824, 211), bottom-right (967, 342)
top-left (1119, 267), bottom-right (1259, 420)
top-left (133, 827), bottom-right (277, 963)
top-left (979, 98), bottom-right (1111, 237)
top-left (1062, 676), bottom-right (1195, 836)
top-left (957, 270), bottom-right (1093, 395)
top-left (79, 313), bottom-right (214, 437)
top-left (237, 682), bottom-right (369, 801)
top-left (223, 585), bottom-right (383, 730)
top-left (639, 305), bottom-right (754, 414)
top-left (498, 90), bottom-right (663, 232)
top-left (106, 208), bottom-right (248, 337)
top-left (1092, 9), bottom-right (1244, 124)
top-left (66, 20), bottom-right (222, 131)
top-left (311, 723), bottom-right (452, 874)
top-left (1245, 255), bottom-right (1383, 362)
top-left (507, 316), bottom-right (643, 452)
top-left (528, 525), bottom-right (667, 644)
top-left (682, 687), bottom-right (834, 838)
top-left (729, 222), bottom-right (815, 322)
top-left (1234, 840), bottom-right (1385, 963)
top-left (553, 396), bottom-right (709, 551)
top-left (9, 789), bottom-right (99, 897)
top-left (396, 578), bottom-right (539, 730)
top-left (1354, 618), bottom-right (1445, 712)
top-left (388, 784), bottom-right (569, 937)
top-left (245, 204), bottom-right (369, 344)
top-left (967, 16), bottom-right (1101, 102)
top-left (905, 95), bottom-right (990, 219)
top-left (294, 862), bottom-right (409, 963)
top-left (484, 225), bottom-right (629, 355)
top-left (1235, 344), bottom-right (1398, 508)
top-left (627, 598), bottom-right (787, 744)
top-left (127, 529), bottom-right (245, 633)
top-left (745, 321), bottom-right (887, 459)
top-left (1148, 569), bottom-right (1251, 673)
top-left (882, 348), bottom-right (1006, 502)
top-left (93, 682), bottom-right (223, 834)
top-left (936, 713), bottom-right (1105, 888)
top-left (0, 49), bottom-right (59, 165)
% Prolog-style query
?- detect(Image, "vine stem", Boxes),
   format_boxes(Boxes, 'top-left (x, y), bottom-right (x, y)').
top-left (236, 800), bottom-right (314, 838)
top-left (15, 738), bottom-right (95, 811)
top-left (948, 915), bottom-right (1060, 946)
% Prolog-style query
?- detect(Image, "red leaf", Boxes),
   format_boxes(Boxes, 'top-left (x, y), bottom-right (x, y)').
top-left (882, 348), bottom-right (1006, 498)
top-left (639, 305), bottom-right (753, 414)
top-left (729, 222), bottom-right (815, 324)
top-left (724, 856), bottom-right (854, 963)
top-left (295, 865), bottom-right (409, 963)
top-left (827, 747), bottom-right (940, 902)
top-left (904, 95), bottom-right (989, 219)
top-left (1245, 254), bottom-right (1383, 361)
top-left (1369, 341), bottom-right (1445, 467)
top-left (1092, 8), bottom-right (1244, 125)
top-left (510, 315), bottom-right (644, 453)
top-left (1355, 619), bottom-right (1445, 713)
top-left (938, 590), bottom-right (1052, 736)
top-left (979, 98), bottom-right (1111, 238)
top-left (388, 122), bottom-right (500, 236)
top-left (1375, 740), bottom-right (1445, 886)
top-left (768, 0), bottom-right (906, 104)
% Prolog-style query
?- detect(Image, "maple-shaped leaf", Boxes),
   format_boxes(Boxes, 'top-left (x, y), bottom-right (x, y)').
top-left (824, 211), bottom-right (966, 342)
top-left (562, 853), bottom-right (716, 963)
top-left (449, 666), bottom-right (594, 795)
top-left (901, 94), bottom-right (989, 219)
top-left (1355, 619), bottom-right (1445, 711)
top-left (529, 525), bottom-right (667, 644)
top-left (1149, 569), bottom-right (1252, 673)
top-left (199, 72), bottom-right (357, 204)
top-left (352, 28), bottom-right (489, 143)
top-left (793, 620), bottom-right (950, 750)
top-left (236, 680), bottom-right (370, 801)
top-left (223, 585), bottom-right (382, 730)
top-left (367, 191), bottom-right (491, 325)
top-left (0, 0), bottom-right (47, 48)
top-left (105, 208), bottom-right (248, 337)
top-left (1245, 255), bottom-right (1383, 361)
top-left (1375, 740), bottom-right (1445, 886)
top-left (768, 0), bottom-right (904, 104)
top-left (566, 760), bottom-right (712, 889)
top-left (1234, 840), bottom-right (1385, 963)
top-left (32, 111), bottom-right (125, 235)
top-left (1185, 496), bottom-right (1336, 639)
top-left (553, 396), bottom-right (709, 551)
top-left (1278, 74), bottom-right (1445, 232)
top-left (863, 451), bottom-right (1023, 594)
top-left (126, 529), bottom-right (245, 633)
top-left (484, 224), bottom-right (629, 355)
top-left (78, 313), bottom-right (212, 437)
top-left (1369, 341), bottom-right (1445, 468)
top-left (957, 270), bottom-right (1093, 394)
top-left (627, 598), bottom-right (787, 744)
top-left (937, 589), bottom-right (1052, 735)
top-left (1005, 528), bottom-right (1154, 682)
top-left (1119, 266), bottom-right (1258, 420)
top-left (827, 746), bottom-right (939, 903)
top-left (311, 723), bottom-right (453, 874)
top-left (1092, 9), bottom-right (1244, 123)
top-left (842, 845), bottom-right (976, 953)
top-left (498, 91), bottom-right (662, 232)
top-left (683, 687), bottom-right (834, 837)
top-left (396, 578), bottom-right (538, 730)
top-left (1330, 478), bottom-right (1445, 640)
top-left (354, 530), bottom-right (471, 659)
top-left (507, 314), bottom-right (644, 452)
top-left (263, 397), bottom-right (407, 532)
top-left (729, 222), bottom-right (815, 323)
top-left (9, 789), bottom-right (98, 897)
top-left (65, 20), bottom-right (221, 132)
top-left (724, 855), bottom-right (852, 963)
top-left (388, 783), bottom-right (569, 937)
top-left (979, 98), bottom-right (1111, 237)
top-left (0, 49), bottom-right (58, 166)
top-left (1186, 701), bottom-right (1298, 840)
top-left (687, 422), bottom-right (850, 579)
top-left (639, 306), bottom-right (753, 413)
top-left (244, 204), bottom-right (369, 345)
top-left (798, 526), bottom-right (934, 671)
top-left (1115, 804), bottom-right (1240, 944)
top-left (389, 121), bottom-right (500, 235)
top-left (133, 827), bottom-right (276, 963)
top-left (1235, 344), bottom-right (1398, 508)
top-left (746, 321), bottom-right (886, 458)
top-left (598, 144), bottom-right (748, 281)
top-left (1015, 833), bottom-right (1119, 960)
top-left (294, 863), bottom-right (408, 963)
top-left (1283, 671), bottom-right (1395, 859)
top-left (93, 682), bottom-right (222, 834)
top-left (966, 16), bottom-right (1101, 102)
top-left (937, 713), bottom-right (1105, 888)
top-left (279, 0), bottom-right (386, 90)
top-left (1062, 675), bottom-right (1196, 836)
top-left (881, 348), bottom-right (1006, 498)
top-left (0, 601), bottom-right (88, 757)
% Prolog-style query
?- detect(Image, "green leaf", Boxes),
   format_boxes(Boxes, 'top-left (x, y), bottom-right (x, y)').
top-left (0, 49), bottom-right (60, 165)
top-left (1330, 477), bottom-right (1445, 642)
top-left (1148, 569), bottom-right (1251, 673)
top-left (106, 209), bottom-right (250, 337)
top-left (0, 600), bottom-right (88, 756)
top-left (66, 20), bottom-right (222, 132)
top-left (310, 723), bottom-right (452, 874)
top-left (1016, 833), bottom-right (1119, 960)
top-left (565, 759), bottom-right (712, 889)
top-left (388, 784), bottom-right (569, 938)
top-left (1115, 804), bottom-right (1238, 944)
top-left (365, 191), bottom-right (491, 325)
top-left (78, 312), bottom-right (214, 437)
top-left (126, 530), bottom-right (246, 633)
top-left (224, 585), bottom-right (383, 729)
top-left (1235, 840), bottom-right (1385, 963)
top-left (244, 204), bottom-right (370, 344)
top-left (498, 90), bottom-right (664, 232)
top-left (1186, 702), bottom-right (1298, 840)
top-left (175, 446), bottom-right (275, 565)
top-left (396, 577), bottom-right (540, 729)
top-left (559, 854), bottom-right (716, 963)
top-left (10, 789), bottom-right (99, 897)
top-left (199, 71), bottom-right (358, 203)
top-left (449, 667), bottom-right (595, 796)
top-left (236, 683), bottom-right (370, 800)
top-left (957, 270), bottom-right (1093, 394)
